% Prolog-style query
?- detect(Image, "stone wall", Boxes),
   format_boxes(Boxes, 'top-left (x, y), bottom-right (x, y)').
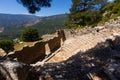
top-left (9, 42), bottom-right (46, 64)
top-left (8, 30), bottom-right (66, 64)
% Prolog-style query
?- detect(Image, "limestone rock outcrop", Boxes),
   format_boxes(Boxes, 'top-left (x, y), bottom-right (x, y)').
top-left (0, 59), bottom-right (52, 80)
top-left (0, 48), bottom-right (6, 57)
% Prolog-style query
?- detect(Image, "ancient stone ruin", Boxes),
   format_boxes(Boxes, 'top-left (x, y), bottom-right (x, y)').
top-left (8, 30), bottom-right (65, 64)
top-left (0, 18), bottom-right (120, 80)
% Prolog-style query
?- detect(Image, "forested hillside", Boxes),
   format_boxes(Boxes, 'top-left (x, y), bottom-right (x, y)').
top-left (65, 0), bottom-right (120, 28)
top-left (100, 0), bottom-right (120, 22)
top-left (33, 14), bottom-right (67, 36)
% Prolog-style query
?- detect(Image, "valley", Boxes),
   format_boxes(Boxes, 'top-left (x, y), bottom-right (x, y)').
top-left (0, 13), bottom-right (67, 39)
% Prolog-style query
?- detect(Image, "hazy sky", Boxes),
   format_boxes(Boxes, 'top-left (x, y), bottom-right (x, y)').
top-left (0, 0), bottom-right (72, 16)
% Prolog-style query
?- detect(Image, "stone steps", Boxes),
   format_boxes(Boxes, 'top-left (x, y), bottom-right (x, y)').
top-left (46, 29), bottom-right (118, 63)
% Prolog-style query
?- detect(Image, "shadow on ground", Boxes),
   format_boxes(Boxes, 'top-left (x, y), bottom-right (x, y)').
top-left (40, 36), bottom-right (120, 80)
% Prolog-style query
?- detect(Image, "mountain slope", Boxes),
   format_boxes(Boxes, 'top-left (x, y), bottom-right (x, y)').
top-left (0, 13), bottom-right (39, 28)
top-left (33, 14), bottom-right (67, 36)
top-left (0, 14), bottom-right (67, 39)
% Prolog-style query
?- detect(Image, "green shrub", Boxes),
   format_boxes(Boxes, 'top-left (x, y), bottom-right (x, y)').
top-left (101, 0), bottom-right (120, 22)
top-left (0, 39), bottom-right (14, 53)
top-left (21, 27), bottom-right (39, 42)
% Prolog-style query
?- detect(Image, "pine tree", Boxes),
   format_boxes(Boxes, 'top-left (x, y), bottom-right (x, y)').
top-left (21, 27), bottom-right (39, 42)
top-left (17, 0), bottom-right (52, 13)
top-left (65, 0), bottom-right (107, 28)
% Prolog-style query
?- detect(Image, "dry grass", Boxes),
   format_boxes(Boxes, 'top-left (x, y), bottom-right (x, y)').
top-left (14, 40), bottom-right (43, 51)
top-left (14, 42), bottom-right (35, 51)
top-left (14, 34), bottom-right (56, 51)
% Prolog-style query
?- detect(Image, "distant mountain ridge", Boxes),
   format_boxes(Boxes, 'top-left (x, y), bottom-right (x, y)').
top-left (0, 13), bottom-right (40, 27)
top-left (0, 13), bottom-right (67, 39)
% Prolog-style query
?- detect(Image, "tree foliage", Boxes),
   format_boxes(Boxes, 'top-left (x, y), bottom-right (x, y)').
top-left (101, 0), bottom-right (120, 21)
top-left (17, 0), bottom-right (52, 13)
top-left (65, 0), bottom-right (107, 28)
top-left (111, 0), bottom-right (120, 15)
top-left (21, 27), bottom-right (39, 42)
top-left (0, 39), bottom-right (14, 53)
